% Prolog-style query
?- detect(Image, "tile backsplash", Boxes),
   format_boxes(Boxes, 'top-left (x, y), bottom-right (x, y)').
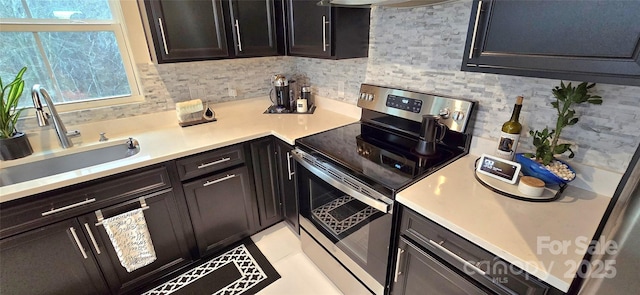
top-left (362, 0), bottom-right (640, 173)
top-left (18, 0), bottom-right (640, 174)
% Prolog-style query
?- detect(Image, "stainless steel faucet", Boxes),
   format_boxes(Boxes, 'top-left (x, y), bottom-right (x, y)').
top-left (31, 84), bottom-right (80, 149)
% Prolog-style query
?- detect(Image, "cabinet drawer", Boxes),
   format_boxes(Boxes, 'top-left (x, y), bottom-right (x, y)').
top-left (175, 144), bottom-right (245, 181)
top-left (400, 207), bottom-right (493, 267)
top-left (400, 207), bottom-right (552, 295)
top-left (0, 166), bottom-right (171, 238)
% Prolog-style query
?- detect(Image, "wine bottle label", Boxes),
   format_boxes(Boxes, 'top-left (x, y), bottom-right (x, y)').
top-left (496, 132), bottom-right (520, 160)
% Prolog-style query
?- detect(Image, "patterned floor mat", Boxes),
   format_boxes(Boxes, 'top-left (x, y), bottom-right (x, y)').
top-left (143, 240), bottom-right (280, 295)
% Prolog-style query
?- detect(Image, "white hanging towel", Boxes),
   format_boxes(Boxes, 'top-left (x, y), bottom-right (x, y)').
top-left (102, 208), bottom-right (157, 272)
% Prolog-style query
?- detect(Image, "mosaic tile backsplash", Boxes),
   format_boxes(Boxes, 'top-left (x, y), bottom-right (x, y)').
top-left (19, 0), bottom-right (640, 174)
top-left (363, 0), bottom-right (640, 173)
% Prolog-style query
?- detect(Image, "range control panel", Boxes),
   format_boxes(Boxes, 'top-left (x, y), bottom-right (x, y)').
top-left (357, 84), bottom-right (476, 134)
top-left (386, 95), bottom-right (422, 113)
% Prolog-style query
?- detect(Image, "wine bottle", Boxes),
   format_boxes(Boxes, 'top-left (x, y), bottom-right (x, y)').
top-left (496, 96), bottom-right (523, 160)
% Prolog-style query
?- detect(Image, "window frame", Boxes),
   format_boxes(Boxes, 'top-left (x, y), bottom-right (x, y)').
top-left (0, 0), bottom-right (144, 114)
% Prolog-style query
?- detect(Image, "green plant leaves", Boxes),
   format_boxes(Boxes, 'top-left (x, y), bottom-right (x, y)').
top-left (0, 66), bottom-right (28, 139)
top-left (529, 80), bottom-right (602, 164)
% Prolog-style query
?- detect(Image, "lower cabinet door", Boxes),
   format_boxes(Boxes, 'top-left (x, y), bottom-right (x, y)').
top-left (250, 137), bottom-right (283, 231)
top-left (0, 219), bottom-right (110, 295)
top-left (275, 139), bottom-right (298, 233)
top-left (183, 166), bottom-right (255, 256)
top-left (77, 189), bottom-right (193, 294)
top-left (391, 237), bottom-right (489, 295)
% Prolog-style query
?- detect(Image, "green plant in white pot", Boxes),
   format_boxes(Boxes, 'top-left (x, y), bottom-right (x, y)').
top-left (0, 67), bottom-right (33, 160)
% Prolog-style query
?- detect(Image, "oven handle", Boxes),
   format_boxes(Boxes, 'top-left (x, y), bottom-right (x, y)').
top-left (292, 150), bottom-right (391, 213)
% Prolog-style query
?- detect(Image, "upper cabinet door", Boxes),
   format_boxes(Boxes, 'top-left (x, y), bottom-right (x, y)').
top-left (145, 0), bottom-right (229, 63)
top-left (228, 0), bottom-right (279, 57)
top-left (286, 0), bottom-right (370, 59)
top-left (287, 0), bottom-right (332, 58)
top-left (461, 0), bottom-right (640, 86)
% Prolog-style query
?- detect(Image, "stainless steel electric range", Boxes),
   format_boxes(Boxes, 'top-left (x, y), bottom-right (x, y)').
top-left (291, 84), bottom-right (476, 295)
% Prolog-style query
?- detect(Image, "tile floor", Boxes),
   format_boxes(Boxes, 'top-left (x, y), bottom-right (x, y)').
top-left (251, 222), bottom-right (343, 295)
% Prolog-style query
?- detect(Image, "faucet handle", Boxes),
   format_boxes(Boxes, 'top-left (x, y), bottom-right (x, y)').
top-left (99, 132), bottom-right (109, 142)
top-left (126, 137), bottom-right (139, 150)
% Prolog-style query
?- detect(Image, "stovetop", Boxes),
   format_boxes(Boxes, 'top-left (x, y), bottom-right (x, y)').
top-left (295, 122), bottom-right (464, 194)
top-left (295, 84), bottom-right (475, 198)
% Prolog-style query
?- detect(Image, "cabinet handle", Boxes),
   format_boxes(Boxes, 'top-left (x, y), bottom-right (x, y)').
top-left (235, 19), bottom-right (243, 52)
top-left (158, 17), bottom-right (169, 55)
top-left (203, 174), bottom-right (236, 187)
top-left (322, 15), bottom-right (329, 52)
top-left (394, 248), bottom-right (405, 282)
top-left (84, 223), bottom-right (101, 255)
top-left (468, 0), bottom-right (482, 59)
top-left (198, 157), bottom-right (231, 169)
top-left (41, 198), bottom-right (96, 216)
top-left (70, 227), bottom-right (88, 259)
top-left (286, 152), bottom-right (295, 180)
top-left (428, 239), bottom-right (486, 276)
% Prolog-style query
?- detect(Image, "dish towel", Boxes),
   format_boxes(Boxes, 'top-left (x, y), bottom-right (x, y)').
top-left (102, 208), bottom-right (157, 272)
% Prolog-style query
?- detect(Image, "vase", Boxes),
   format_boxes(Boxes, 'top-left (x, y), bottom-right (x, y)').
top-left (0, 132), bottom-right (33, 161)
top-left (515, 153), bottom-right (575, 186)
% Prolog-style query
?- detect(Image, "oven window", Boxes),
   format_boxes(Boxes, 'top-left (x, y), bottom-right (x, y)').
top-left (311, 184), bottom-right (385, 261)
top-left (298, 163), bottom-right (392, 284)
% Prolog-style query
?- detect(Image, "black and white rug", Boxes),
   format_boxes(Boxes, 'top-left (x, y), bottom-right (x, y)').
top-left (143, 240), bottom-right (280, 295)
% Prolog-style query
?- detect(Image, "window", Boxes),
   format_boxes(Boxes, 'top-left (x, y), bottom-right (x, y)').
top-left (0, 0), bottom-right (140, 109)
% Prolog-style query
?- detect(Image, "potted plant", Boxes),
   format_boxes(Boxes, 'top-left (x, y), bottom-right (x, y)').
top-left (0, 66), bottom-right (33, 161)
top-left (516, 81), bottom-right (603, 185)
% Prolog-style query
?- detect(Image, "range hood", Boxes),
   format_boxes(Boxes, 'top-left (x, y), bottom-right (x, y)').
top-left (317, 0), bottom-right (455, 8)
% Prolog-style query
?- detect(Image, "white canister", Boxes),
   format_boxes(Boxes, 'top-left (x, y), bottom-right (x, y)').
top-left (296, 98), bottom-right (308, 113)
top-left (517, 176), bottom-right (545, 197)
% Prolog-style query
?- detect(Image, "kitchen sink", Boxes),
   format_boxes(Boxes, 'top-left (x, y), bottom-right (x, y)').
top-left (0, 139), bottom-right (140, 187)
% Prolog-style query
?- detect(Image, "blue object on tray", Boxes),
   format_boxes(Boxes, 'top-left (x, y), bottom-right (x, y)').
top-left (515, 153), bottom-right (575, 186)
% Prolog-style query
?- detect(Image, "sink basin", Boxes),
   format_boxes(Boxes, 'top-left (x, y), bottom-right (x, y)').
top-left (0, 141), bottom-right (140, 187)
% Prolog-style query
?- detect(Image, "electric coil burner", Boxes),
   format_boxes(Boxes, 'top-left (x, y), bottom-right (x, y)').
top-left (292, 84), bottom-right (476, 294)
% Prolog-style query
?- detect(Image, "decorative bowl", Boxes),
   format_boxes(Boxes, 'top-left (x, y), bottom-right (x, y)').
top-left (515, 153), bottom-right (575, 186)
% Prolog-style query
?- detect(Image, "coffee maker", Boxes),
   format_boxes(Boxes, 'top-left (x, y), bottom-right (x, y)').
top-left (270, 74), bottom-right (294, 112)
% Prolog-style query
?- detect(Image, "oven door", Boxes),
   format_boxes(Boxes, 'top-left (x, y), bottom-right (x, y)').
top-left (293, 150), bottom-right (393, 295)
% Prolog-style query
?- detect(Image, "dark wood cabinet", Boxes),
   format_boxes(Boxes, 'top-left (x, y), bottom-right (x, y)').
top-left (145, 0), bottom-right (283, 63)
top-left (392, 236), bottom-right (488, 295)
top-left (145, 0), bottom-right (229, 63)
top-left (391, 206), bottom-right (559, 295)
top-left (78, 189), bottom-right (192, 295)
top-left (182, 166), bottom-right (255, 256)
top-left (286, 0), bottom-right (370, 59)
top-left (0, 219), bottom-right (110, 295)
top-left (0, 139), bottom-right (289, 294)
top-left (228, 0), bottom-right (280, 57)
top-left (0, 165), bottom-right (194, 295)
top-left (275, 138), bottom-right (298, 233)
top-left (461, 0), bottom-right (640, 86)
top-left (249, 137), bottom-right (283, 231)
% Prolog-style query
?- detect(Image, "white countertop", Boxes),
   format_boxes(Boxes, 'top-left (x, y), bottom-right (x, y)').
top-left (2, 97), bottom-right (613, 292)
top-left (0, 98), bottom-right (359, 202)
top-left (396, 155), bottom-right (612, 292)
